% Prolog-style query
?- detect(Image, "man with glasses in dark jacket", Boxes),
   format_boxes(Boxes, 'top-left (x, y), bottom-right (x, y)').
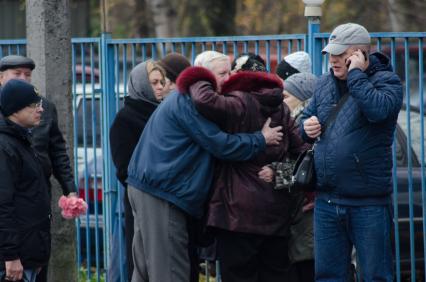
top-left (0, 55), bottom-right (76, 282)
top-left (0, 79), bottom-right (51, 282)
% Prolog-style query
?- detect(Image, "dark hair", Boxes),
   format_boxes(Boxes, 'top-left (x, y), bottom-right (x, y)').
top-left (231, 53), bottom-right (266, 72)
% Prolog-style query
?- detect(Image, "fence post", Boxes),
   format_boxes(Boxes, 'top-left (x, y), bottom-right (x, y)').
top-left (303, 0), bottom-right (324, 75)
top-left (100, 32), bottom-right (119, 281)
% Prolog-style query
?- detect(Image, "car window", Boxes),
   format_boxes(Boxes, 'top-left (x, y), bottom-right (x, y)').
top-left (397, 108), bottom-right (425, 167)
top-left (77, 97), bottom-right (101, 148)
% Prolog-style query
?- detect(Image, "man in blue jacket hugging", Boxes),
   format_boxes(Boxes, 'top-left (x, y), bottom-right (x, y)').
top-left (301, 23), bottom-right (403, 281)
top-left (126, 50), bottom-right (283, 282)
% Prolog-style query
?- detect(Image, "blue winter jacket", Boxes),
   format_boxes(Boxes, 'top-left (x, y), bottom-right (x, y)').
top-left (127, 91), bottom-right (266, 218)
top-left (300, 52), bottom-right (403, 205)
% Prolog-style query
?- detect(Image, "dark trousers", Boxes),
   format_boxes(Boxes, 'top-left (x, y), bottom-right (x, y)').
top-left (216, 229), bottom-right (290, 282)
top-left (123, 188), bottom-right (134, 282)
top-left (35, 266), bottom-right (47, 282)
top-left (288, 260), bottom-right (315, 282)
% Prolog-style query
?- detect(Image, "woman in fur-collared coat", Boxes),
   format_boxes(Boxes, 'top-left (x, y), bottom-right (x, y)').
top-left (177, 64), bottom-right (307, 282)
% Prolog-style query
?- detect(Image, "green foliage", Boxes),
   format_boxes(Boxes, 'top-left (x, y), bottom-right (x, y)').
top-left (78, 267), bottom-right (106, 282)
top-left (199, 274), bottom-right (216, 282)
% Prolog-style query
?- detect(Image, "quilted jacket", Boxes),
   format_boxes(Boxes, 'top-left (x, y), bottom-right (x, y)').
top-left (300, 52), bottom-right (403, 205)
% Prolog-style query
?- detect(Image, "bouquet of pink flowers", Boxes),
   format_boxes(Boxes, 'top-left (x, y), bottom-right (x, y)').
top-left (58, 195), bottom-right (88, 219)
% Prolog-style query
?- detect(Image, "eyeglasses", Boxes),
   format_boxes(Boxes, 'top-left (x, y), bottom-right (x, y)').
top-left (28, 100), bottom-right (43, 109)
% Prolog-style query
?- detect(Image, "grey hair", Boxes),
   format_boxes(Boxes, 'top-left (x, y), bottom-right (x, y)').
top-left (194, 51), bottom-right (229, 71)
top-left (349, 44), bottom-right (371, 53)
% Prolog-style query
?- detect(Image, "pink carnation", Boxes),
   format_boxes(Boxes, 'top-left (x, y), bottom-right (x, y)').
top-left (58, 195), bottom-right (88, 219)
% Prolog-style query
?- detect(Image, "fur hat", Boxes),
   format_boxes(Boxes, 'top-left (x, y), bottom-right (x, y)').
top-left (0, 79), bottom-right (41, 116)
top-left (284, 73), bottom-right (317, 102)
top-left (231, 53), bottom-right (266, 72)
top-left (276, 51), bottom-right (311, 80)
top-left (158, 53), bottom-right (191, 83)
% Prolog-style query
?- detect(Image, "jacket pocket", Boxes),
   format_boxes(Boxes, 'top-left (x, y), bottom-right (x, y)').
top-left (19, 229), bottom-right (51, 266)
top-left (352, 153), bottom-right (369, 186)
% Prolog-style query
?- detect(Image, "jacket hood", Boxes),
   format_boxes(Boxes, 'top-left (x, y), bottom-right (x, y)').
top-left (177, 66), bottom-right (217, 93)
top-left (366, 52), bottom-right (393, 75)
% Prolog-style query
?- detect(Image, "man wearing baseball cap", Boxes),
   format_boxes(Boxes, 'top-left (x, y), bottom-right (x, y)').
top-left (0, 79), bottom-right (51, 282)
top-left (300, 23), bottom-right (403, 281)
top-left (0, 55), bottom-right (75, 282)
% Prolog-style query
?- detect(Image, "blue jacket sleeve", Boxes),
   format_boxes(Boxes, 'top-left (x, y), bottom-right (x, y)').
top-left (347, 68), bottom-right (403, 123)
top-left (177, 95), bottom-right (266, 161)
top-left (299, 91), bottom-right (318, 143)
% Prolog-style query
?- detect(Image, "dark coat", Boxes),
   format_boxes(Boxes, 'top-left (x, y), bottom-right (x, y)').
top-left (180, 67), bottom-right (307, 236)
top-left (31, 98), bottom-right (75, 195)
top-left (0, 93), bottom-right (74, 195)
top-left (109, 96), bottom-right (157, 188)
top-left (0, 119), bottom-right (51, 269)
top-left (300, 52), bottom-right (403, 205)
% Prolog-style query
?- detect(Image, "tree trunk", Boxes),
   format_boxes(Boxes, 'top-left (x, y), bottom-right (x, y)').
top-left (146, 0), bottom-right (178, 37)
top-left (26, 1), bottom-right (76, 281)
top-left (387, 0), bottom-right (403, 31)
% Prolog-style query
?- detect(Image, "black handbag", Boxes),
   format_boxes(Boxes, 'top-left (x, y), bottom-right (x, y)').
top-left (292, 93), bottom-right (350, 191)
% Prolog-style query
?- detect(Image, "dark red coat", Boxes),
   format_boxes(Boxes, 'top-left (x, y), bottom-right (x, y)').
top-left (178, 67), bottom-right (307, 236)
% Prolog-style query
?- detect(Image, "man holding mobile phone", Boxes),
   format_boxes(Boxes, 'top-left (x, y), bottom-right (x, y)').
top-left (301, 23), bottom-right (403, 281)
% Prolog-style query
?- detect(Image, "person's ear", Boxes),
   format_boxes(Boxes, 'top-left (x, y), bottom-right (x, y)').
top-left (169, 82), bottom-right (176, 90)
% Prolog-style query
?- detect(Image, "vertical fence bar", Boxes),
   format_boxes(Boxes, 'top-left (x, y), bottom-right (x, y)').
top-left (277, 40), bottom-right (282, 63)
top-left (308, 19), bottom-right (321, 75)
top-left (71, 42), bottom-right (83, 281)
top-left (418, 37), bottom-right (426, 282)
top-left (100, 32), bottom-right (117, 282)
top-left (232, 41), bottom-right (237, 58)
top-left (390, 37), bottom-right (402, 282)
top-left (79, 43), bottom-right (93, 280)
top-left (222, 41), bottom-right (227, 55)
top-left (142, 44), bottom-right (147, 62)
top-left (265, 40), bottom-right (271, 71)
top-left (118, 43), bottom-right (127, 281)
top-left (404, 37), bottom-right (416, 282)
top-left (131, 43), bottom-right (136, 69)
top-left (243, 41), bottom-right (248, 53)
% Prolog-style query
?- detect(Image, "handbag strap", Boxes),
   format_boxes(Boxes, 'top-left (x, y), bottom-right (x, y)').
top-left (321, 93), bottom-right (350, 135)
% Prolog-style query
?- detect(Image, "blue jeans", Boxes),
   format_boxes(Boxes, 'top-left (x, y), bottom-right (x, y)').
top-left (314, 198), bottom-right (393, 282)
top-left (0, 269), bottom-right (38, 282)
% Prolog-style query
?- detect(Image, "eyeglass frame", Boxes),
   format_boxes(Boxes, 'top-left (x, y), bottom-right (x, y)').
top-left (28, 99), bottom-right (43, 109)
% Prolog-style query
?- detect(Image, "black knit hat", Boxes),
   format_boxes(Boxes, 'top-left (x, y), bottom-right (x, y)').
top-left (232, 53), bottom-right (266, 72)
top-left (0, 55), bottom-right (35, 71)
top-left (0, 79), bottom-right (41, 116)
top-left (276, 60), bottom-right (300, 80)
top-left (158, 53), bottom-right (191, 83)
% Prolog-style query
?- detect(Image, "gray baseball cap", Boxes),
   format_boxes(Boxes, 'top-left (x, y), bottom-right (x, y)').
top-left (0, 55), bottom-right (35, 71)
top-left (322, 23), bottom-right (370, 55)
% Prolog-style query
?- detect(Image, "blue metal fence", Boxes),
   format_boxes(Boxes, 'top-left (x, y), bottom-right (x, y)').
top-left (0, 26), bottom-right (425, 282)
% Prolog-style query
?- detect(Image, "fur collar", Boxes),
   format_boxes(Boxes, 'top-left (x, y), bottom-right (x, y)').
top-left (176, 66), bottom-right (217, 94)
top-left (176, 67), bottom-right (283, 95)
top-left (221, 71), bottom-right (282, 94)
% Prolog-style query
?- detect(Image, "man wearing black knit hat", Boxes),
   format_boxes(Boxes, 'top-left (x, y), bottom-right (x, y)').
top-left (0, 79), bottom-right (51, 282)
top-left (0, 55), bottom-right (75, 282)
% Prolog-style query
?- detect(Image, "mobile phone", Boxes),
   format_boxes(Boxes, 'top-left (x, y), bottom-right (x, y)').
top-left (345, 50), bottom-right (367, 67)
top-left (362, 51), bottom-right (368, 61)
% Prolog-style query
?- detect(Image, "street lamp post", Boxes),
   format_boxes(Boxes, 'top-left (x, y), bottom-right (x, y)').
top-left (302, 0), bottom-right (325, 75)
